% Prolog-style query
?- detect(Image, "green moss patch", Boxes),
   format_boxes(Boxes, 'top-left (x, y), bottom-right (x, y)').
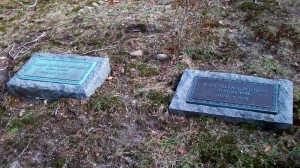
top-left (127, 62), bottom-right (159, 77)
top-left (8, 112), bottom-right (35, 133)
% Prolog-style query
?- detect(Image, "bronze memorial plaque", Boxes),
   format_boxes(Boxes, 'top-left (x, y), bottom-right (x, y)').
top-left (187, 77), bottom-right (279, 114)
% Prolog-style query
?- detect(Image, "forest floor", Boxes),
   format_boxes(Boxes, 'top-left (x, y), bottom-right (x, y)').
top-left (0, 0), bottom-right (300, 167)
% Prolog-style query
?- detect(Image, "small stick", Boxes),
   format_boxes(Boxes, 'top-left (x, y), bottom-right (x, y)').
top-left (53, 104), bottom-right (60, 116)
top-left (83, 45), bottom-right (117, 55)
top-left (22, 32), bottom-right (46, 47)
top-left (14, 0), bottom-right (38, 8)
top-left (18, 138), bottom-right (33, 157)
top-left (8, 43), bottom-right (16, 60)
top-left (13, 32), bottom-right (46, 59)
top-left (18, 133), bottom-right (47, 158)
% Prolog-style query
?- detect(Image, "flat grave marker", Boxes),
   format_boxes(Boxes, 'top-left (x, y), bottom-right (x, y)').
top-left (169, 70), bottom-right (293, 130)
top-left (187, 77), bottom-right (279, 114)
top-left (7, 53), bottom-right (110, 100)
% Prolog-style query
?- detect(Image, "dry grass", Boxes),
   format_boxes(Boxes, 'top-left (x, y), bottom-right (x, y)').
top-left (0, 0), bottom-right (300, 167)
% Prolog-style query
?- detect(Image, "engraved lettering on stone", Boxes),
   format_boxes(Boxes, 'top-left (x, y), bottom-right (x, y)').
top-left (19, 58), bottom-right (97, 85)
top-left (187, 77), bottom-right (279, 114)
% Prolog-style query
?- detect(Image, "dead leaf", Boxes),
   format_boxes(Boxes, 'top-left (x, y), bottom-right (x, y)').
top-left (108, 76), bottom-right (113, 80)
top-left (264, 144), bottom-right (273, 152)
top-left (178, 146), bottom-right (187, 154)
top-left (118, 67), bottom-right (125, 74)
top-left (19, 109), bottom-right (25, 117)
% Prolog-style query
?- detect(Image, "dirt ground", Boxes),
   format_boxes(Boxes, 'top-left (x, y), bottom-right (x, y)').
top-left (0, 0), bottom-right (300, 167)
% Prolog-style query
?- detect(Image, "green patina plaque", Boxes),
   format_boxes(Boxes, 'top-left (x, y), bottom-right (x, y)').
top-left (19, 58), bottom-right (97, 85)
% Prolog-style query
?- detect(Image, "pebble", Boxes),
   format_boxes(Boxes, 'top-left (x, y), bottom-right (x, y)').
top-left (165, 4), bottom-right (172, 10)
top-left (78, 9), bottom-right (85, 13)
top-left (263, 55), bottom-right (274, 59)
top-left (84, 6), bottom-right (94, 11)
top-left (92, 2), bottom-right (100, 8)
top-left (130, 50), bottom-right (143, 58)
top-left (157, 53), bottom-right (168, 61)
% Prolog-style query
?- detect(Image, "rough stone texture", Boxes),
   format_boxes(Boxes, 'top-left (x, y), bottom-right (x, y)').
top-left (169, 69), bottom-right (293, 130)
top-left (157, 54), bottom-right (168, 61)
top-left (7, 53), bottom-right (110, 100)
top-left (130, 50), bottom-right (143, 58)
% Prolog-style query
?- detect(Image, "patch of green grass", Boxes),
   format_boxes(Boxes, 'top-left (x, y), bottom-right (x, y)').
top-left (137, 90), bottom-right (173, 114)
top-left (239, 2), bottom-right (266, 12)
top-left (87, 94), bottom-right (125, 113)
top-left (85, 0), bottom-right (98, 6)
top-left (49, 38), bottom-right (63, 47)
top-left (110, 51), bottom-right (129, 64)
top-left (0, 20), bottom-right (7, 33)
top-left (0, 105), bottom-right (6, 117)
top-left (160, 136), bottom-right (178, 148)
top-left (146, 90), bottom-right (173, 106)
top-left (127, 62), bottom-right (159, 77)
top-left (179, 131), bottom-right (298, 167)
top-left (246, 58), bottom-right (283, 77)
top-left (51, 155), bottom-right (66, 168)
top-left (8, 112), bottom-right (35, 133)
top-left (36, 0), bottom-right (50, 8)
top-left (16, 53), bottom-right (31, 65)
top-left (240, 123), bottom-right (258, 132)
top-left (172, 62), bottom-right (187, 72)
top-left (187, 132), bottom-right (240, 165)
top-left (71, 34), bottom-right (103, 49)
top-left (71, 5), bottom-right (82, 13)
top-left (185, 47), bottom-right (215, 61)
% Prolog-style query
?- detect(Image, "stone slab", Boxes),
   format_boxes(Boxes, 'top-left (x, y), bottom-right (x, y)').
top-left (7, 53), bottom-right (110, 100)
top-left (169, 69), bottom-right (293, 130)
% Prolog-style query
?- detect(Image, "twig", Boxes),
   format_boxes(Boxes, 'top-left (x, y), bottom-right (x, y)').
top-left (11, 32), bottom-right (46, 59)
top-left (178, 0), bottom-right (189, 46)
top-left (18, 139), bottom-right (33, 157)
top-left (8, 43), bottom-right (16, 60)
top-left (22, 32), bottom-right (46, 47)
top-left (18, 133), bottom-right (47, 158)
top-left (173, 2), bottom-right (179, 27)
top-left (53, 104), bottom-right (60, 116)
top-left (62, 155), bottom-right (73, 168)
top-left (0, 45), bottom-right (10, 55)
top-left (20, 46), bottom-right (34, 55)
top-left (14, 0), bottom-right (38, 8)
top-left (83, 45), bottom-right (117, 55)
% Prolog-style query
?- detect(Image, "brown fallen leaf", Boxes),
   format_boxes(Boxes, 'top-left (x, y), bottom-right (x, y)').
top-left (19, 109), bottom-right (25, 117)
top-left (107, 76), bottom-right (113, 80)
top-left (178, 146), bottom-right (187, 154)
top-left (264, 144), bottom-right (273, 152)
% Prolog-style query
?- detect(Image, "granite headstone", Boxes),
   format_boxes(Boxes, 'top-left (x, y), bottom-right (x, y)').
top-left (169, 70), bottom-right (293, 130)
top-left (7, 53), bottom-right (110, 100)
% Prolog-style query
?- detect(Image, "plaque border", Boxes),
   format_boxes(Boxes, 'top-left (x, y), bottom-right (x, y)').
top-left (19, 58), bottom-right (97, 85)
top-left (186, 76), bottom-right (279, 114)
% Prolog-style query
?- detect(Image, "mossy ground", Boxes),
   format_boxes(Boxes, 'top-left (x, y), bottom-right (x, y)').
top-left (0, 0), bottom-right (300, 167)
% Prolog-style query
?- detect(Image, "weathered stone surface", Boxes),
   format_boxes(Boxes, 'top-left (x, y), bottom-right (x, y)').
top-left (157, 53), bottom-right (168, 61)
top-left (169, 69), bottom-right (293, 130)
top-left (7, 53), bottom-right (110, 100)
top-left (130, 50), bottom-right (143, 58)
